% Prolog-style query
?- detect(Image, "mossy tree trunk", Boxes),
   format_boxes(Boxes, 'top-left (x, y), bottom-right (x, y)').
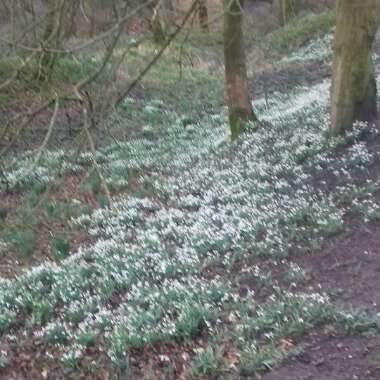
top-left (330, 0), bottom-right (380, 136)
top-left (199, 0), bottom-right (209, 32)
top-left (273, 0), bottom-right (296, 26)
top-left (37, 0), bottom-right (65, 82)
top-left (223, 0), bottom-right (255, 140)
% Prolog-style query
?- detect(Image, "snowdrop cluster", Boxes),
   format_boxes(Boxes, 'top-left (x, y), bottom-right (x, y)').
top-left (0, 37), bottom-right (379, 371)
top-left (279, 34), bottom-right (332, 65)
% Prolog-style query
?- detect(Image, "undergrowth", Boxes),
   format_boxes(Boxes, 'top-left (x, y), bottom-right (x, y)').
top-left (0, 24), bottom-right (379, 379)
top-left (261, 10), bottom-right (335, 57)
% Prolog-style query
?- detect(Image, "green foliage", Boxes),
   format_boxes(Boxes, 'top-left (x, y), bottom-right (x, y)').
top-left (0, 53), bottom-right (99, 96)
top-left (25, 183), bottom-right (48, 204)
top-left (190, 346), bottom-right (220, 378)
top-left (5, 228), bottom-right (35, 260)
top-left (51, 234), bottom-right (71, 261)
top-left (43, 322), bottom-right (70, 344)
top-left (45, 201), bottom-right (91, 221)
top-left (176, 305), bottom-right (212, 338)
top-left (31, 300), bottom-right (53, 325)
top-left (84, 170), bottom-right (102, 195)
top-left (338, 309), bottom-right (379, 335)
top-left (52, 55), bottom-right (99, 84)
top-left (0, 207), bottom-right (7, 223)
top-left (0, 55), bottom-right (32, 96)
top-left (76, 331), bottom-right (96, 346)
top-left (45, 202), bottom-right (64, 220)
top-left (1, 30), bottom-right (380, 378)
top-left (262, 10), bottom-right (335, 56)
top-left (357, 202), bottom-right (380, 222)
top-left (0, 350), bottom-right (8, 369)
top-left (0, 57), bottom-right (20, 82)
top-left (240, 343), bottom-right (284, 375)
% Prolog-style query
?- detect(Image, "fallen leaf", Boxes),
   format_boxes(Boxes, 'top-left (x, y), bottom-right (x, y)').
top-left (279, 338), bottom-right (294, 352)
top-left (224, 350), bottom-right (240, 368)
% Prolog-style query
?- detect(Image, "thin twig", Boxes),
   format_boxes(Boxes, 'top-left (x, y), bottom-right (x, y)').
top-left (115, 0), bottom-right (200, 107)
top-left (0, 0), bottom-right (155, 54)
top-left (77, 90), bottom-right (113, 207)
top-left (14, 95), bottom-right (60, 186)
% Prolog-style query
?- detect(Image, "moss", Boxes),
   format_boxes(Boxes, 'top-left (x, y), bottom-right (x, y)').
top-left (229, 107), bottom-right (256, 141)
top-left (224, 0), bottom-right (255, 139)
top-left (229, 113), bottom-right (244, 141)
top-left (330, 0), bottom-right (379, 136)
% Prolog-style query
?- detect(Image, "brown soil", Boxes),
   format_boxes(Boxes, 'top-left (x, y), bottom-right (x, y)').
top-left (1, 4), bottom-right (379, 379)
top-left (251, 119), bottom-right (380, 380)
top-left (261, 331), bottom-right (380, 380)
top-left (258, 121), bottom-right (380, 380)
top-left (297, 220), bottom-right (380, 312)
top-left (2, 157), bottom-right (379, 380)
top-left (259, 221), bottom-right (380, 380)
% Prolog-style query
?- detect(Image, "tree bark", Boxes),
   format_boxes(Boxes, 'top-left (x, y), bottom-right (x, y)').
top-left (273, 0), bottom-right (296, 26)
top-left (37, 0), bottom-right (66, 82)
top-left (199, 0), bottom-right (209, 32)
top-left (330, 0), bottom-right (379, 136)
top-left (223, 0), bottom-right (255, 140)
top-left (151, 0), bottom-right (171, 43)
top-left (63, 1), bottom-right (78, 38)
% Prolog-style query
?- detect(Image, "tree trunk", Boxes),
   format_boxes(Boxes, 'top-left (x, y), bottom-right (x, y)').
top-left (37, 0), bottom-right (65, 82)
top-left (151, 0), bottom-right (171, 43)
top-left (199, 0), bottom-right (209, 32)
top-left (273, 0), bottom-right (296, 26)
top-left (223, 0), bottom-right (255, 140)
top-left (63, 1), bottom-right (78, 39)
top-left (330, 0), bottom-right (379, 136)
top-left (0, 0), bottom-right (10, 18)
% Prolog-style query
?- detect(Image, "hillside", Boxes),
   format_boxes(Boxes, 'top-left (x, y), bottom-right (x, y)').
top-left (0, 4), bottom-right (380, 380)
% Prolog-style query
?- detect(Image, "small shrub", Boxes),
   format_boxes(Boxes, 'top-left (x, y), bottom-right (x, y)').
top-left (51, 235), bottom-right (71, 261)
top-left (190, 346), bottom-right (220, 378)
top-left (45, 202), bottom-right (62, 221)
top-left (53, 55), bottom-right (99, 84)
top-left (338, 309), bottom-right (379, 335)
top-left (6, 228), bottom-right (35, 259)
top-left (240, 343), bottom-right (284, 376)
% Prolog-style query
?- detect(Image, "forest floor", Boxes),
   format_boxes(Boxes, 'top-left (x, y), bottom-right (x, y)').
top-left (1, 7), bottom-right (380, 380)
top-left (262, 221), bottom-right (380, 380)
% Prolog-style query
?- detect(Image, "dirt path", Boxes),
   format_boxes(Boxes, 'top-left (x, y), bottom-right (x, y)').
top-left (261, 332), bottom-right (380, 380)
top-left (261, 220), bottom-right (380, 380)
top-left (298, 220), bottom-right (380, 312)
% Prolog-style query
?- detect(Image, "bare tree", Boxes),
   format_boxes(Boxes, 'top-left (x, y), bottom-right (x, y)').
top-left (223, 0), bottom-right (255, 140)
top-left (330, 0), bottom-right (379, 136)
